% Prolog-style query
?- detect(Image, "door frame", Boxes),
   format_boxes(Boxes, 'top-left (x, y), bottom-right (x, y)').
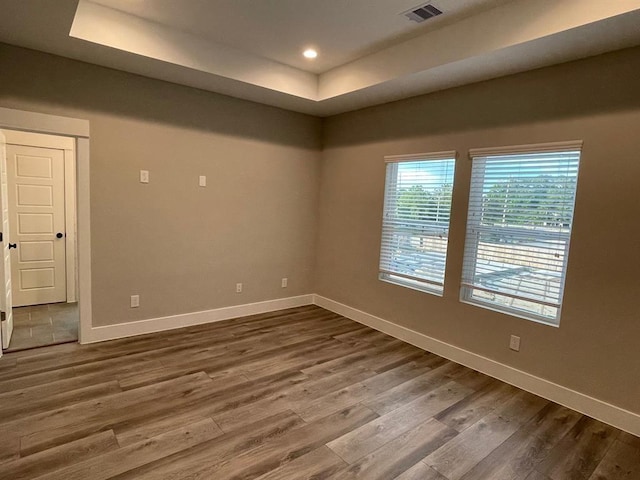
top-left (3, 131), bottom-right (78, 304)
top-left (0, 107), bottom-right (91, 355)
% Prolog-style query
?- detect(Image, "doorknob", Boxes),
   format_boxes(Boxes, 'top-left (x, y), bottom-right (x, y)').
top-left (56, 232), bottom-right (64, 239)
top-left (8, 243), bottom-right (17, 249)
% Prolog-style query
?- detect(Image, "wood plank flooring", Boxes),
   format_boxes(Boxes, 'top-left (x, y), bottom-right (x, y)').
top-left (0, 305), bottom-right (637, 479)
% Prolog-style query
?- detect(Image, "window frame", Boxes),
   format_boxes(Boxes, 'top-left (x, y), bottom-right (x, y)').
top-left (460, 141), bottom-right (582, 326)
top-left (379, 151), bottom-right (457, 296)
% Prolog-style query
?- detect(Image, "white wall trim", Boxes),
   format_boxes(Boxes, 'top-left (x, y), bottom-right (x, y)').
top-left (0, 107), bottom-right (89, 138)
top-left (313, 294), bottom-right (640, 437)
top-left (75, 137), bottom-right (91, 344)
top-left (63, 145), bottom-right (77, 303)
top-left (86, 294), bottom-right (315, 343)
top-left (0, 130), bottom-right (75, 150)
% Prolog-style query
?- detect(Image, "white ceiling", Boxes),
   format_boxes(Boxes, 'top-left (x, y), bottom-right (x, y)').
top-left (2, 0), bottom-right (640, 116)
top-left (88, 0), bottom-right (513, 73)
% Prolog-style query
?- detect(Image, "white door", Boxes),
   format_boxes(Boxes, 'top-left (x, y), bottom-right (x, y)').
top-left (6, 144), bottom-right (66, 306)
top-left (0, 131), bottom-right (13, 349)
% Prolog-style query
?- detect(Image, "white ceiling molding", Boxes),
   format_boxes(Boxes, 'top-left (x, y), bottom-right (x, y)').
top-left (1, 0), bottom-right (640, 116)
top-left (318, 0), bottom-right (640, 100)
top-left (318, 9), bottom-right (640, 115)
top-left (70, 1), bottom-right (318, 100)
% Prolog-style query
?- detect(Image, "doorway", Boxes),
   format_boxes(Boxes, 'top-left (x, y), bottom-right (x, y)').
top-left (1, 130), bottom-right (78, 351)
top-left (0, 107), bottom-right (91, 356)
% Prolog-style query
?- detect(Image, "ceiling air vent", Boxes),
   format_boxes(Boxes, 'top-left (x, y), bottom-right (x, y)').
top-left (403, 3), bottom-right (443, 23)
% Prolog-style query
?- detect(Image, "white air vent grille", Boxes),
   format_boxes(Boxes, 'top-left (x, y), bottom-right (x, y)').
top-left (403, 3), bottom-right (443, 23)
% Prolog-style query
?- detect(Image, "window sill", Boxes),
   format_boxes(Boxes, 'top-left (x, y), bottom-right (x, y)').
top-left (379, 274), bottom-right (443, 297)
top-left (459, 296), bottom-right (560, 328)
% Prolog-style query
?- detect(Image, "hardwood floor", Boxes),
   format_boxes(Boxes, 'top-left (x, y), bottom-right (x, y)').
top-left (0, 305), bottom-right (637, 479)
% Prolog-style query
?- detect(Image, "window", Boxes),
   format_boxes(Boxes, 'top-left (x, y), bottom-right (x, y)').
top-left (461, 142), bottom-right (581, 325)
top-left (379, 152), bottom-right (456, 295)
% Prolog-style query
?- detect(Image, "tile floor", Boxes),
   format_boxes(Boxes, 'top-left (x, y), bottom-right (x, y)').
top-left (5, 302), bottom-right (78, 352)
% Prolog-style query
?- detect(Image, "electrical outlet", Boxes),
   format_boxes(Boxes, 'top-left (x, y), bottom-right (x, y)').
top-left (199, 175), bottom-right (207, 187)
top-left (130, 295), bottom-right (140, 308)
top-left (140, 170), bottom-right (149, 183)
top-left (236, 283), bottom-right (243, 293)
top-left (281, 277), bottom-right (288, 288)
top-left (509, 335), bottom-right (521, 352)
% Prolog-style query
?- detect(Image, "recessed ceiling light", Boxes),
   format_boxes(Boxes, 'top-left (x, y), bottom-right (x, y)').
top-left (303, 48), bottom-right (318, 59)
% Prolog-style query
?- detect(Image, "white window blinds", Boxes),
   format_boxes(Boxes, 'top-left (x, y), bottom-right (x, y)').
top-left (461, 142), bottom-right (581, 325)
top-left (379, 152), bottom-right (456, 295)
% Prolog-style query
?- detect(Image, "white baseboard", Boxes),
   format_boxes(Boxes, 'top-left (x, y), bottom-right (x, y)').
top-left (85, 294), bottom-right (314, 344)
top-left (313, 294), bottom-right (640, 437)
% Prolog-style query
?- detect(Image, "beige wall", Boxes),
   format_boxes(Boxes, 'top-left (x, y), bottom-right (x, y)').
top-left (0, 43), bottom-right (322, 327)
top-left (317, 46), bottom-right (640, 414)
top-left (2, 41), bottom-right (639, 415)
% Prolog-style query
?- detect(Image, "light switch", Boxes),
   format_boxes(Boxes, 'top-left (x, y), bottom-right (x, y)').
top-left (140, 170), bottom-right (149, 183)
top-left (509, 335), bottom-right (521, 352)
top-left (130, 295), bottom-right (140, 308)
top-left (199, 175), bottom-right (207, 187)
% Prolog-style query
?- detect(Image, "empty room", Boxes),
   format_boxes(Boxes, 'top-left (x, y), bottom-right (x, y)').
top-left (0, 1), bottom-right (639, 479)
